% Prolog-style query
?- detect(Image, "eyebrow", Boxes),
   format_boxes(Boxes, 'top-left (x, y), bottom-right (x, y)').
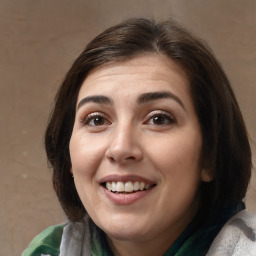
top-left (77, 91), bottom-right (186, 111)
top-left (77, 95), bottom-right (113, 109)
top-left (138, 91), bottom-right (186, 111)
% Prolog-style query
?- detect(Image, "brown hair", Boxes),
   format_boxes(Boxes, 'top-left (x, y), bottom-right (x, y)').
top-left (45, 18), bottom-right (252, 222)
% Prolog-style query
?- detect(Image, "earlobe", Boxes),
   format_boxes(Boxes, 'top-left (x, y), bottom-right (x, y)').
top-left (201, 168), bottom-right (213, 182)
top-left (70, 168), bottom-right (74, 177)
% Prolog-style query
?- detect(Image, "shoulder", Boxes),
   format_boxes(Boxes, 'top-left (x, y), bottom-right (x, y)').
top-left (22, 223), bottom-right (65, 256)
top-left (207, 210), bottom-right (256, 255)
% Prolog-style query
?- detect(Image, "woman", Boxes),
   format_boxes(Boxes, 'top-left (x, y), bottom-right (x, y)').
top-left (23, 18), bottom-right (256, 256)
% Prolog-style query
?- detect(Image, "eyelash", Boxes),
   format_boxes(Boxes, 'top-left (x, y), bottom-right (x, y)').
top-left (80, 110), bottom-right (176, 128)
top-left (81, 112), bottom-right (110, 127)
top-left (145, 111), bottom-right (176, 126)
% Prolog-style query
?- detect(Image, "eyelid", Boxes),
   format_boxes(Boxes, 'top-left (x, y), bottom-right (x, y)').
top-left (79, 112), bottom-right (110, 126)
top-left (147, 110), bottom-right (175, 119)
top-left (144, 110), bottom-right (176, 125)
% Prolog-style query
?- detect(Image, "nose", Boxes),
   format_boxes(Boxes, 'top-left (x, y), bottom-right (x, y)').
top-left (105, 124), bottom-right (143, 164)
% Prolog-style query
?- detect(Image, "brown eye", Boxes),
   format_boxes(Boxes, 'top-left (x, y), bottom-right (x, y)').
top-left (83, 113), bottom-right (111, 127)
top-left (152, 115), bottom-right (166, 125)
top-left (148, 113), bottom-right (175, 126)
top-left (90, 116), bottom-right (106, 126)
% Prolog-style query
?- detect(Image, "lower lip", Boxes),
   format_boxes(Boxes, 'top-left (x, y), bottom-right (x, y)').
top-left (102, 187), bottom-right (154, 205)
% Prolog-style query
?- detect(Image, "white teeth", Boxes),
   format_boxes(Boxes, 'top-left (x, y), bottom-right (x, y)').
top-left (105, 181), bottom-right (152, 193)
top-left (125, 181), bottom-right (133, 192)
top-left (139, 181), bottom-right (145, 190)
top-left (116, 181), bottom-right (124, 192)
top-left (111, 181), bottom-right (116, 192)
top-left (106, 182), bottom-right (111, 191)
top-left (145, 183), bottom-right (150, 189)
top-left (134, 181), bottom-right (140, 191)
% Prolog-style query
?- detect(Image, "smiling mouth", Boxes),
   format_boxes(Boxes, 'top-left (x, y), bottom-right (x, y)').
top-left (102, 181), bottom-right (155, 194)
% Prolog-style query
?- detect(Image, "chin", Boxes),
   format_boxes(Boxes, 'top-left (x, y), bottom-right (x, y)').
top-left (105, 228), bottom-right (148, 242)
top-left (97, 215), bottom-right (150, 241)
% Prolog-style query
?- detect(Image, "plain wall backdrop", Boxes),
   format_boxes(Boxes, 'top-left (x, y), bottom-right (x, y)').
top-left (0, 1), bottom-right (255, 255)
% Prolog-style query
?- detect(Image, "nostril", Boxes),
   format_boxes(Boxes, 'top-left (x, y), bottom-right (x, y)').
top-left (108, 156), bottom-right (116, 163)
top-left (105, 143), bottom-right (143, 163)
top-left (126, 156), bottom-right (136, 160)
top-left (108, 155), bottom-right (137, 163)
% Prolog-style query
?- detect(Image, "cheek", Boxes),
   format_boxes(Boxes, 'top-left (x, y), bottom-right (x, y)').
top-left (69, 134), bottom-right (107, 174)
top-left (153, 140), bottom-right (201, 171)
top-left (69, 135), bottom-right (107, 210)
top-left (147, 129), bottom-right (203, 184)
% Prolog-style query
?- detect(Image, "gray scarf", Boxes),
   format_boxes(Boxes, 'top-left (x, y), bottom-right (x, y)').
top-left (58, 210), bottom-right (256, 256)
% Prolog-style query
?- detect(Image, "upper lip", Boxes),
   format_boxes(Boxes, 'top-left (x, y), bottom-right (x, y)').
top-left (99, 174), bottom-right (156, 184)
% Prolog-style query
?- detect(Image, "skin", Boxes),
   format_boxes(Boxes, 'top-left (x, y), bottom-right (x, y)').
top-left (69, 54), bottom-right (212, 256)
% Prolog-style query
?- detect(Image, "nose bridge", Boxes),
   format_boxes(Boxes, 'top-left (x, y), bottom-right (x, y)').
top-left (114, 122), bottom-right (133, 149)
top-left (107, 119), bottom-right (142, 162)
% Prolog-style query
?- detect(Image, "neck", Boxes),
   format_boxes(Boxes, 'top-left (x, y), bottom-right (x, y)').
top-left (106, 203), bottom-right (200, 256)
top-left (106, 217), bottom-right (193, 256)
top-left (108, 235), bottom-right (175, 256)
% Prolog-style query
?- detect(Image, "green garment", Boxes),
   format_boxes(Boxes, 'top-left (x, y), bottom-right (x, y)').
top-left (20, 220), bottom-right (228, 256)
top-left (20, 220), bottom-right (226, 256)
top-left (22, 224), bottom-right (64, 256)
top-left (22, 203), bottom-right (245, 256)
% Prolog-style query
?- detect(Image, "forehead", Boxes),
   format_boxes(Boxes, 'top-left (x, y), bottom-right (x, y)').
top-left (78, 54), bottom-right (191, 102)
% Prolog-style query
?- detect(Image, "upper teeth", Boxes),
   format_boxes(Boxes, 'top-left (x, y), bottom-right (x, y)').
top-left (106, 181), bottom-right (151, 193)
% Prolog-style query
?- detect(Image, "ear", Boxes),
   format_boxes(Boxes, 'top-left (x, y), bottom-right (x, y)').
top-left (201, 168), bottom-right (213, 182)
top-left (70, 168), bottom-right (74, 179)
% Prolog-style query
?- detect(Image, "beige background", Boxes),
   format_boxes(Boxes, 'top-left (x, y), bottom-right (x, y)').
top-left (0, 1), bottom-right (255, 255)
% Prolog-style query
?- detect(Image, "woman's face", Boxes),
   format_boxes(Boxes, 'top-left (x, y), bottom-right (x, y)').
top-left (69, 54), bottom-right (210, 246)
